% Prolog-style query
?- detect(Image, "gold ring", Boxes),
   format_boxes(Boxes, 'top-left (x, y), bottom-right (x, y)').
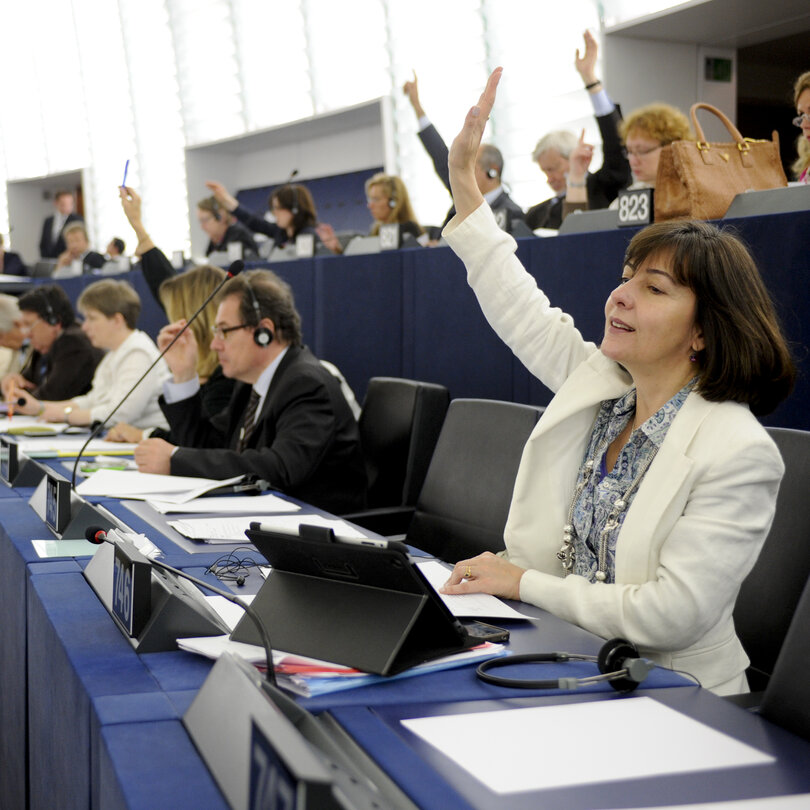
top-left (464, 565), bottom-right (472, 579)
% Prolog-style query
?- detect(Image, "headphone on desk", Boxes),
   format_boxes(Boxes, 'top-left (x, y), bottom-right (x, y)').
top-left (244, 277), bottom-right (273, 348)
top-left (476, 637), bottom-right (654, 693)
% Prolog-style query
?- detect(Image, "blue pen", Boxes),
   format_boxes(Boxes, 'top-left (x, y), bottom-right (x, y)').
top-left (122, 159), bottom-right (130, 188)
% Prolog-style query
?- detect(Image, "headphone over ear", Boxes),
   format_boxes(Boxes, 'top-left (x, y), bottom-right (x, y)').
top-left (487, 167), bottom-right (499, 179)
top-left (41, 291), bottom-right (59, 326)
top-left (210, 199), bottom-right (222, 222)
top-left (476, 637), bottom-right (654, 694)
top-left (290, 184), bottom-right (299, 215)
top-left (244, 278), bottom-right (273, 348)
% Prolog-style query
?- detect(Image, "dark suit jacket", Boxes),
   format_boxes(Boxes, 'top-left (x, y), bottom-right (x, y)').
top-left (526, 107), bottom-right (631, 231)
top-left (39, 212), bottom-right (83, 258)
top-left (1, 251), bottom-right (27, 276)
top-left (417, 124), bottom-right (525, 230)
top-left (23, 324), bottom-right (104, 401)
top-left (82, 251), bottom-right (105, 273)
top-left (206, 222), bottom-right (259, 259)
top-left (164, 346), bottom-right (367, 514)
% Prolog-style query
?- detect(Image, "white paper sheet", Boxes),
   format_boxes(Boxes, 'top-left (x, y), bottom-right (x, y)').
top-left (608, 796), bottom-right (810, 810)
top-left (401, 697), bottom-right (776, 794)
top-left (75, 470), bottom-right (243, 503)
top-left (168, 516), bottom-right (286, 542)
top-left (416, 559), bottom-right (533, 620)
top-left (147, 492), bottom-right (300, 515)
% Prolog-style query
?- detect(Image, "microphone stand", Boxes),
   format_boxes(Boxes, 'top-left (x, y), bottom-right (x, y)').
top-left (70, 259), bottom-right (245, 489)
top-left (87, 527), bottom-right (277, 686)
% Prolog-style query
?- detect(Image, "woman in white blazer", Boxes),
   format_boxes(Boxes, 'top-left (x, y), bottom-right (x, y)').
top-left (441, 69), bottom-right (796, 694)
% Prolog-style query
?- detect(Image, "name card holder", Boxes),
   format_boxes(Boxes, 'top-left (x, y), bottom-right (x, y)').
top-left (28, 470), bottom-right (114, 540)
top-left (111, 541), bottom-right (151, 638)
top-left (617, 187), bottom-right (654, 227)
top-left (379, 223), bottom-right (401, 250)
top-left (0, 436), bottom-right (46, 487)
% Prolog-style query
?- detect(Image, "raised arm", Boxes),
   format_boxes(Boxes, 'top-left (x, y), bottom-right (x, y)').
top-left (447, 67), bottom-right (502, 221)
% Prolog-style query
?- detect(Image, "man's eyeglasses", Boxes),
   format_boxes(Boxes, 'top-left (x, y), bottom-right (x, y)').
top-left (625, 144), bottom-right (662, 158)
top-left (211, 323), bottom-right (250, 340)
top-left (793, 113), bottom-right (810, 128)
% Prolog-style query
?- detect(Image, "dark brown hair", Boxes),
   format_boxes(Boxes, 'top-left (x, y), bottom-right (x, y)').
top-left (269, 183), bottom-right (317, 234)
top-left (217, 269), bottom-right (302, 347)
top-left (623, 219), bottom-right (794, 415)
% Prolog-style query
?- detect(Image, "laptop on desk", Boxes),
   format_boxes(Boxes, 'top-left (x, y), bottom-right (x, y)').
top-left (31, 260), bottom-right (57, 278)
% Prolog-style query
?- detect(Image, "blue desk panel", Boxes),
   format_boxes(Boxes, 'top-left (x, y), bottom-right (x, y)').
top-left (32, 209), bottom-right (809, 428)
top-left (332, 687), bottom-right (810, 810)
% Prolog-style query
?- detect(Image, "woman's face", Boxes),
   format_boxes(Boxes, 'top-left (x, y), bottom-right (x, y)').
top-left (625, 129), bottom-right (664, 185)
top-left (602, 253), bottom-right (703, 382)
top-left (80, 307), bottom-right (122, 350)
top-left (366, 184), bottom-right (392, 223)
top-left (796, 88), bottom-right (810, 144)
top-left (271, 197), bottom-right (294, 232)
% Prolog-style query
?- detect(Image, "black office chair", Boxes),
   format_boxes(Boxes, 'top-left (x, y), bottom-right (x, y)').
top-left (758, 574), bottom-right (810, 741)
top-left (341, 377), bottom-right (450, 534)
top-left (732, 427), bottom-right (810, 692)
top-left (404, 398), bottom-right (544, 563)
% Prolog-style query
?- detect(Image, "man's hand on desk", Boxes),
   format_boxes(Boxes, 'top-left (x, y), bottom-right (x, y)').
top-left (441, 551), bottom-right (525, 601)
top-left (134, 437), bottom-right (175, 475)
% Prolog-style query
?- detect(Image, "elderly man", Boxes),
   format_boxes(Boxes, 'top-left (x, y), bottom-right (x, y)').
top-left (526, 31), bottom-right (631, 230)
top-left (134, 269), bottom-right (366, 514)
top-left (403, 72), bottom-right (525, 233)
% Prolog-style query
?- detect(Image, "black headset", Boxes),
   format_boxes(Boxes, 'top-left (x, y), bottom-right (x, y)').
top-left (486, 167), bottom-right (499, 179)
top-left (289, 184), bottom-right (299, 215)
top-left (210, 199), bottom-right (223, 222)
top-left (244, 277), bottom-right (273, 348)
top-left (40, 290), bottom-right (59, 326)
top-left (476, 637), bottom-right (654, 693)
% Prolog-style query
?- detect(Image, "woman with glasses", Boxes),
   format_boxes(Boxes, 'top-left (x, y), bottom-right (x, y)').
top-left (792, 71), bottom-right (810, 184)
top-left (616, 103), bottom-right (691, 196)
top-left (316, 173), bottom-right (424, 254)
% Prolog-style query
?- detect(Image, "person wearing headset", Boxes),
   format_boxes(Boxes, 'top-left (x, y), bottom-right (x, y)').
top-left (402, 73), bottom-right (525, 234)
top-left (196, 196), bottom-right (259, 259)
top-left (132, 269), bottom-right (367, 514)
top-left (1, 285), bottom-right (102, 403)
top-left (205, 180), bottom-right (319, 251)
top-left (316, 173), bottom-right (425, 254)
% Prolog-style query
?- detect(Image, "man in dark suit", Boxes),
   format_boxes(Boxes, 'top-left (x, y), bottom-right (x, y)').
top-left (39, 190), bottom-right (83, 259)
top-left (133, 269), bottom-right (367, 514)
top-left (403, 73), bottom-right (525, 233)
top-left (0, 234), bottom-right (27, 275)
top-left (0, 285), bottom-right (102, 402)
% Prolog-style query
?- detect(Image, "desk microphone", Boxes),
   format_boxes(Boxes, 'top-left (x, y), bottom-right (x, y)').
top-left (85, 525), bottom-right (277, 686)
top-left (70, 259), bottom-right (246, 489)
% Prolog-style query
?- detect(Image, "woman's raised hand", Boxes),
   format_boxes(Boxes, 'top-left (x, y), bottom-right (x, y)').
top-left (448, 67), bottom-right (503, 220)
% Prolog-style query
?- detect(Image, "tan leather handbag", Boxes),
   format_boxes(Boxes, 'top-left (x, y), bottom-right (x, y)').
top-left (654, 103), bottom-right (787, 222)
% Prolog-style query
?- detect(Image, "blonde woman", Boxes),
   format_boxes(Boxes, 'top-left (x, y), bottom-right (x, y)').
top-left (316, 173), bottom-right (424, 253)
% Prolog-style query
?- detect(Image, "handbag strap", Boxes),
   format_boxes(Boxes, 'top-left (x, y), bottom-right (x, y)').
top-left (690, 103), bottom-right (746, 146)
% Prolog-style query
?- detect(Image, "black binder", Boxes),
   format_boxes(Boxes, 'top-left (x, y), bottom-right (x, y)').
top-left (231, 527), bottom-right (474, 676)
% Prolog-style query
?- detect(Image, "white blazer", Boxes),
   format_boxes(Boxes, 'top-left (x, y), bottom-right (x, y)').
top-left (444, 204), bottom-right (783, 693)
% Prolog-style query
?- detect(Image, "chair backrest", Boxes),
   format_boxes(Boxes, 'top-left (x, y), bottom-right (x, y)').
top-left (759, 574), bottom-right (810, 741)
top-left (358, 377), bottom-right (450, 510)
top-left (733, 427), bottom-right (810, 691)
top-left (406, 398), bottom-right (543, 563)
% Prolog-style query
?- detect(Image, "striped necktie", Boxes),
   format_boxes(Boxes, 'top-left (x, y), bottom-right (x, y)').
top-left (237, 389), bottom-right (261, 451)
